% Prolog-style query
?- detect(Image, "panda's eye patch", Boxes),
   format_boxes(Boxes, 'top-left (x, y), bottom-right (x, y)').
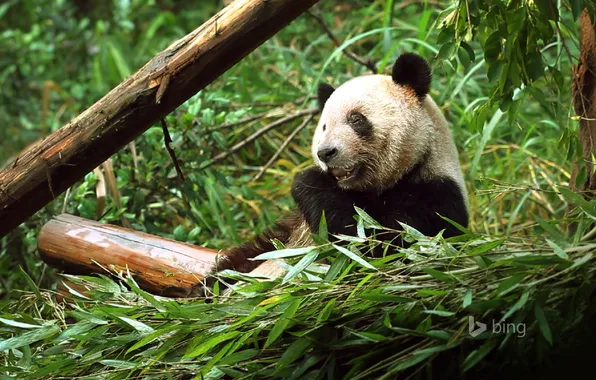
top-left (347, 112), bottom-right (372, 139)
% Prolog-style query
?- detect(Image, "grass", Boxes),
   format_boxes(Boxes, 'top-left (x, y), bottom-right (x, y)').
top-left (1, 0), bottom-right (595, 378)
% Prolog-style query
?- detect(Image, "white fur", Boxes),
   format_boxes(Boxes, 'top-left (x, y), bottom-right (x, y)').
top-left (312, 74), bottom-right (467, 206)
top-left (243, 73), bottom-right (468, 285)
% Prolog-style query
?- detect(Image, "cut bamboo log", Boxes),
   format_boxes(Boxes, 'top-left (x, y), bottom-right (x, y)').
top-left (38, 214), bottom-right (221, 297)
top-left (0, 0), bottom-right (320, 238)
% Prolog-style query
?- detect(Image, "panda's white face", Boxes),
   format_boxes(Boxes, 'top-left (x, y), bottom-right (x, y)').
top-left (312, 75), bottom-right (432, 192)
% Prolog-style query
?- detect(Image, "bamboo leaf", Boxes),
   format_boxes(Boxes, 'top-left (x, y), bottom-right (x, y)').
top-left (282, 251), bottom-right (319, 284)
top-left (534, 303), bottom-right (552, 345)
top-left (277, 336), bottom-right (312, 369)
top-left (265, 299), bottom-right (301, 348)
top-left (183, 331), bottom-right (241, 360)
top-left (332, 244), bottom-right (375, 270)
top-left (462, 340), bottom-right (498, 373)
top-left (0, 326), bottom-right (60, 351)
top-left (545, 239), bottom-right (569, 260)
top-left (252, 246), bottom-right (317, 260)
top-left (117, 317), bottom-right (154, 334)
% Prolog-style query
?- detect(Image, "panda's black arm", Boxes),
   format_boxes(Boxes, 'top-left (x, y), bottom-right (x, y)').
top-left (212, 213), bottom-right (302, 274)
top-left (375, 177), bottom-right (469, 240)
top-left (292, 168), bottom-right (468, 249)
top-left (291, 167), bottom-right (361, 237)
top-left (185, 212), bottom-right (303, 297)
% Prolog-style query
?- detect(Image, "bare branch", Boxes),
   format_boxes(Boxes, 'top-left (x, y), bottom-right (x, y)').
top-left (201, 108), bottom-right (319, 170)
top-left (161, 118), bottom-right (185, 182)
top-left (308, 10), bottom-right (377, 73)
top-left (253, 113), bottom-right (315, 181)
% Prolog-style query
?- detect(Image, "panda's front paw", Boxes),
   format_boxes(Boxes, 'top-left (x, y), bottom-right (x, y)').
top-left (292, 167), bottom-right (336, 195)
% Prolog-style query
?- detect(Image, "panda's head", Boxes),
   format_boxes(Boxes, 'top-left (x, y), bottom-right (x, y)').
top-left (312, 53), bottom-right (436, 192)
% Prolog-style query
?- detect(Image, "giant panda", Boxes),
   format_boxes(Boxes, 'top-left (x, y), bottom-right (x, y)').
top-left (196, 52), bottom-right (469, 292)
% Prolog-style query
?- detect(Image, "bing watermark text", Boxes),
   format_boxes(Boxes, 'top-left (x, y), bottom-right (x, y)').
top-left (468, 316), bottom-right (525, 338)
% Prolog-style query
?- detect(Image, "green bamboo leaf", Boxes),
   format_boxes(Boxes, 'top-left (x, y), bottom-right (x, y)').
top-left (422, 268), bottom-right (456, 282)
top-left (462, 340), bottom-right (498, 373)
top-left (511, 255), bottom-right (565, 265)
top-left (126, 325), bottom-right (180, 354)
top-left (500, 290), bottom-right (530, 323)
top-left (0, 326), bottom-right (60, 351)
top-left (423, 310), bottom-right (455, 317)
top-left (350, 331), bottom-right (387, 342)
top-left (19, 267), bottom-right (42, 299)
top-left (317, 299), bottom-right (336, 323)
top-left (360, 292), bottom-right (413, 303)
top-left (218, 349), bottom-right (260, 365)
top-left (534, 303), bottom-right (552, 345)
top-left (0, 318), bottom-right (43, 329)
top-left (467, 239), bottom-right (504, 255)
top-left (282, 251), bottom-right (319, 284)
top-left (100, 360), bottom-right (137, 369)
top-left (390, 342), bottom-right (460, 372)
top-left (570, 253), bottom-right (592, 269)
top-left (277, 337), bottom-right (312, 369)
top-left (571, 0), bottom-right (584, 20)
top-left (545, 239), bottom-right (568, 260)
top-left (331, 234), bottom-right (367, 243)
top-left (265, 299), bottom-right (301, 348)
top-left (117, 317), bottom-right (154, 334)
top-left (318, 211), bottom-right (328, 240)
top-left (496, 274), bottom-right (526, 296)
top-left (463, 289), bottom-right (473, 308)
top-left (107, 41), bottom-right (131, 79)
top-left (252, 246), bottom-right (317, 261)
top-left (184, 331), bottom-right (241, 360)
top-left (354, 206), bottom-right (383, 229)
top-left (332, 244), bottom-right (375, 270)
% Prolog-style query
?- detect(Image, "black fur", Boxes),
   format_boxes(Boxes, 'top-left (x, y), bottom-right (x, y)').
top-left (192, 161), bottom-right (467, 296)
top-left (391, 53), bottom-right (432, 100)
top-left (291, 164), bottom-right (468, 252)
top-left (317, 82), bottom-right (335, 109)
top-left (211, 213), bottom-right (302, 273)
top-left (347, 112), bottom-right (373, 140)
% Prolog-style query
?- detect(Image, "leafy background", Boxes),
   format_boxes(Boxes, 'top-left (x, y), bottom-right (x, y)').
top-left (1, 0), bottom-right (595, 379)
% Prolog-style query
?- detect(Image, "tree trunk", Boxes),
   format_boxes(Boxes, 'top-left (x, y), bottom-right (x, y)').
top-left (0, 0), bottom-right (320, 238)
top-left (38, 214), bottom-right (220, 297)
top-left (571, 9), bottom-right (596, 194)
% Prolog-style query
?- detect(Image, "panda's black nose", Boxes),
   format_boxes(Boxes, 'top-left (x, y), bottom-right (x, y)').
top-left (317, 147), bottom-right (338, 163)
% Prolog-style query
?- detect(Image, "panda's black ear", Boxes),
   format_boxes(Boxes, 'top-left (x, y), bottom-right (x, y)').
top-left (317, 82), bottom-right (335, 109)
top-left (391, 53), bottom-right (431, 100)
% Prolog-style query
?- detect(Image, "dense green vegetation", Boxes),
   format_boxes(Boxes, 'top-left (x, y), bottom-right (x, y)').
top-left (1, 0), bottom-right (595, 378)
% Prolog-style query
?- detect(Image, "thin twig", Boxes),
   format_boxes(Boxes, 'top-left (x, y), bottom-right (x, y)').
top-left (200, 108), bottom-right (319, 170)
top-left (44, 159), bottom-right (55, 199)
top-left (308, 10), bottom-right (377, 73)
top-left (253, 113), bottom-right (315, 181)
top-left (213, 95), bottom-right (316, 110)
top-left (207, 110), bottom-right (273, 131)
top-left (161, 118), bottom-right (185, 182)
top-left (61, 187), bottom-right (71, 214)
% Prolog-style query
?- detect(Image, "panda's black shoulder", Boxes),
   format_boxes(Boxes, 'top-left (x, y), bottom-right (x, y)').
top-left (381, 175), bottom-right (469, 237)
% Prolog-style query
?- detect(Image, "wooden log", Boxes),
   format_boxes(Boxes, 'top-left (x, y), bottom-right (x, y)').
top-left (38, 214), bottom-right (221, 297)
top-left (0, 0), bottom-right (320, 238)
top-left (571, 9), bottom-right (596, 193)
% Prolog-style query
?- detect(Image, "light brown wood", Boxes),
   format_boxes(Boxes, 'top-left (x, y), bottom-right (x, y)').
top-left (0, 0), bottom-right (320, 238)
top-left (571, 9), bottom-right (596, 193)
top-left (38, 214), bottom-right (221, 297)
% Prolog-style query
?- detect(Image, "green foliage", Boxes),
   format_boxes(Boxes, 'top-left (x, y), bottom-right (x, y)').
top-left (0, 225), bottom-right (594, 378)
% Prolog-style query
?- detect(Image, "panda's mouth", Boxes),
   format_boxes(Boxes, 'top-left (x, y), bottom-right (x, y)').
top-left (330, 166), bottom-right (357, 182)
